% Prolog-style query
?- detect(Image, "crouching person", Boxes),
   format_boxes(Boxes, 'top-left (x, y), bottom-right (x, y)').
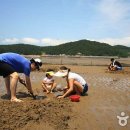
top-left (54, 66), bottom-right (88, 98)
top-left (42, 69), bottom-right (57, 94)
top-left (108, 58), bottom-right (122, 71)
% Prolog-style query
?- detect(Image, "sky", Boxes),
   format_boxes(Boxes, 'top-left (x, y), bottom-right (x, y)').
top-left (0, 0), bottom-right (130, 47)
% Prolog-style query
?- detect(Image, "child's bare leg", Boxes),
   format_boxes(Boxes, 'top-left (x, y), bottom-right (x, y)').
top-left (42, 83), bottom-right (50, 94)
top-left (51, 83), bottom-right (57, 93)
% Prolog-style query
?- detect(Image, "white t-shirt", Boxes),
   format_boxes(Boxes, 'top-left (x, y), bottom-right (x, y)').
top-left (43, 77), bottom-right (54, 84)
top-left (68, 72), bottom-right (86, 85)
top-left (43, 77), bottom-right (54, 89)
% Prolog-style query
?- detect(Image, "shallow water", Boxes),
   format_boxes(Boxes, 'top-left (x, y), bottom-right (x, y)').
top-left (86, 75), bottom-right (130, 92)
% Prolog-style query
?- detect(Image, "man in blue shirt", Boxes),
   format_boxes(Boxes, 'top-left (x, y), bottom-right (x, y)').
top-left (0, 53), bottom-right (42, 102)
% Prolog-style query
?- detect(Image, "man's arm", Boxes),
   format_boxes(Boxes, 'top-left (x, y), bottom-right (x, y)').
top-left (25, 75), bottom-right (33, 94)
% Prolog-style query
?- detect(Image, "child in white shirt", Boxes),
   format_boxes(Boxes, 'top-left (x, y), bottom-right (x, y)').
top-left (42, 69), bottom-right (57, 94)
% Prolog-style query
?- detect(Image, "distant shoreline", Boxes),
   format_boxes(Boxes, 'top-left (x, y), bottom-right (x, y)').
top-left (23, 55), bottom-right (130, 67)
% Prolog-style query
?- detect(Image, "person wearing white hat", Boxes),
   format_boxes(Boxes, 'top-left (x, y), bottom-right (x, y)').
top-left (0, 52), bottom-right (42, 102)
top-left (54, 66), bottom-right (88, 98)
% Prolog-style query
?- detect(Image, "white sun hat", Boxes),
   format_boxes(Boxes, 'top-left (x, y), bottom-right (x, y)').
top-left (54, 70), bottom-right (68, 77)
top-left (34, 58), bottom-right (42, 70)
top-left (34, 58), bottom-right (42, 65)
top-left (30, 58), bottom-right (42, 70)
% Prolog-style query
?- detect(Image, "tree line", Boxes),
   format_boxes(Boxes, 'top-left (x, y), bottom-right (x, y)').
top-left (0, 40), bottom-right (130, 57)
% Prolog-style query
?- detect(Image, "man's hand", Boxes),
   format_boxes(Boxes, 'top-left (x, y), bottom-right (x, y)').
top-left (28, 91), bottom-right (36, 99)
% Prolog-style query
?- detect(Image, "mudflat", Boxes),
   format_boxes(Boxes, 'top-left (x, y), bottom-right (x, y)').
top-left (0, 65), bottom-right (130, 130)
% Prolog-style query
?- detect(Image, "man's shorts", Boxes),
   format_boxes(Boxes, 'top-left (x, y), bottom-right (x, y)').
top-left (0, 61), bottom-right (16, 78)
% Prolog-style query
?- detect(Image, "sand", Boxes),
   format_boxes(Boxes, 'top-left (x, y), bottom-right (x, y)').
top-left (0, 65), bottom-right (130, 130)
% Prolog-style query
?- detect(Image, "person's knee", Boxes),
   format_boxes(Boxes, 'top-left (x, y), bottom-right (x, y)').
top-left (10, 72), bottom-right (19, 79)
top-left (53, 82), bottom-right (57, 87)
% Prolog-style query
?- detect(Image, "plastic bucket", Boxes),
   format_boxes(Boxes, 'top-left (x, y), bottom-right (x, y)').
top-left (69, 95), bottom-right (80, 102)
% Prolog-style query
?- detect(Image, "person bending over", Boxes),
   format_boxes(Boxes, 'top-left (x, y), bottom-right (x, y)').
top-left (0, 53), bottom-right (42, 102)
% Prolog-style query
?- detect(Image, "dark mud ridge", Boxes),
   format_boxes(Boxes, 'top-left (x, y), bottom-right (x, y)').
top-left (0, 98), bottom-right (72, 130)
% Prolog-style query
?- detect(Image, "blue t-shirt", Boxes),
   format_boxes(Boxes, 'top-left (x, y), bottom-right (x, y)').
top-left (0, 53), bottom-right (31, 76)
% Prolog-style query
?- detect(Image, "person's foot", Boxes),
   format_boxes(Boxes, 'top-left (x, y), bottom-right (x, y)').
top-left (46, 91), bottom-right (50, 94)
top-left (11, 98), bottom-right (23, 102)
top-left (50, 91), bottom-right (53, 93)
top-left (6, 94), bottom-right (11, 98)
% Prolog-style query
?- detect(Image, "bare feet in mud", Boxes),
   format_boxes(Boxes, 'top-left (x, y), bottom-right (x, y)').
top-left (11, 98), bottom-right (23, 102)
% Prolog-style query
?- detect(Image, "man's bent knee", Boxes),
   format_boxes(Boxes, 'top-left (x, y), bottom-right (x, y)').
top-left (10, 72), bottom-right (19, 79)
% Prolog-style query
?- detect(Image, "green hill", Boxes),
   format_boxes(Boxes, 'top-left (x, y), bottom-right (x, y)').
top-left (41, 40), bottom-right (130, 57)
top-left (0, 43), bottom-right (41, 55)
top-left (0, 40), bottom-right (130, 57)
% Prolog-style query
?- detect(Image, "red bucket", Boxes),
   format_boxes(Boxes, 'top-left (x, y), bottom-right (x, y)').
top-left (70, 95), bottom-right (80, 102)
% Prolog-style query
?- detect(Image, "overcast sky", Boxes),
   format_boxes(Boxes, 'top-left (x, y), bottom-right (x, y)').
top-left (0, 0), bottom-right (130, 46)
